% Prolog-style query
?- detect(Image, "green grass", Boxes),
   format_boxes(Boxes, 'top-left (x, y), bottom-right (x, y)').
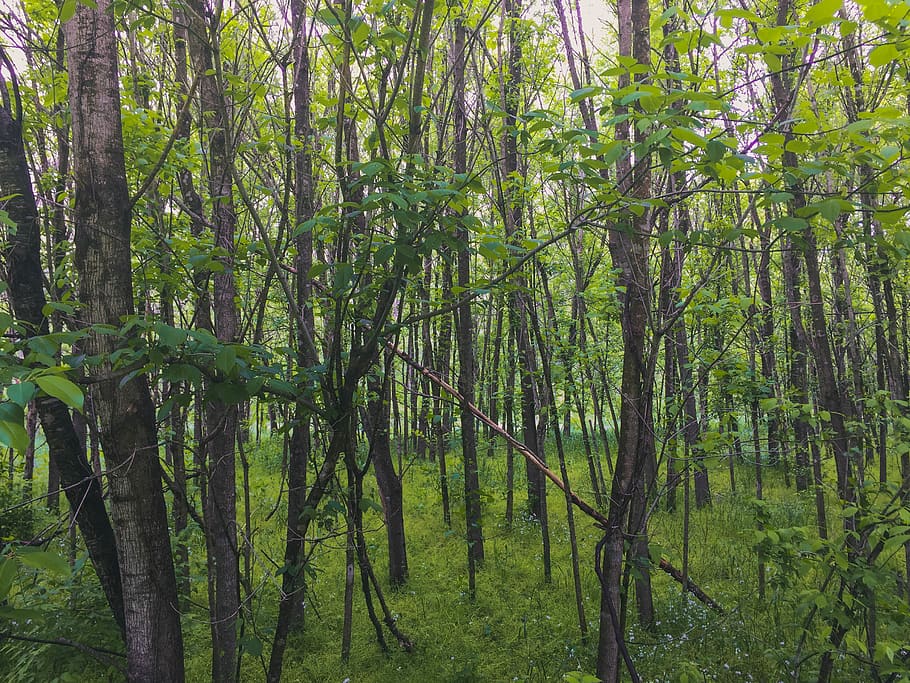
top-left (3, 429), bottom-right (906, 681)
top-left (219, 436), bottom-right (840, 682)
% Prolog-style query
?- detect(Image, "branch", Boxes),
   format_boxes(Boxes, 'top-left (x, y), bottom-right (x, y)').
top-left (389, 342), bottom-right (724, 612)
top-left (0, 631), bottom-right (126, 673)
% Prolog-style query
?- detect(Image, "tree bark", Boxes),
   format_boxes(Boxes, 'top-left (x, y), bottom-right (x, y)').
top-left (598, 0), bottom-right (653, 678)
top-left (64, 2), bottom-right (185, 678)
top-left (267, 1), bottom-right (318, 676)
top-left (184, 1), bottom-right (242, 677)
top-left (502, 0), bottom-right (551, 581)
top-left (452, 9), bottom-right (484, 585)
top-left (368, 369), bottom-right (409, 586)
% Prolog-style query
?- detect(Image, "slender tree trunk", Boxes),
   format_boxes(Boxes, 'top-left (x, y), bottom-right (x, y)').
top-left (452, 12), bottom-right (484, 588)
top-left (368, 368), bottom-right (409, 585)
top-left (17, 403), bottom-right (34, 490)
top-left (597, 0), bottom-right (652, 679)
top-left (417, 270), bottom-right (433, 461)
top-left (341, 488), bottom-right (356, 661)
top-left (434, 275), bottom-right (453, 527)
top-left (754, 215), bottom-right (785, 477)
top-left (485, 303), bottom-right (504, 456)
top-left (502, 0), bottom-right (551, 581)
top-left (664, 334), bottom-right (679, 512)
top-left (267, 3), bottom-right (317, 676)
top-left (529, 306), bottom-right (587, 638)
top-left (504, 324), bottom-right (516, 527)
top-left (184, 2), bottom-right (242, 676)
top-left (545, 234), bottom-right (602, 507)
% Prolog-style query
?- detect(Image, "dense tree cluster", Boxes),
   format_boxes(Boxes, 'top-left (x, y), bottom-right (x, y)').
top-left (2, 0), bottom-right (910, 680)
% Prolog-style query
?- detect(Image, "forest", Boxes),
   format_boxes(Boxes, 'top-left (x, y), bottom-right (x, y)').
top-left (1, 0), bottom-right (910, 680)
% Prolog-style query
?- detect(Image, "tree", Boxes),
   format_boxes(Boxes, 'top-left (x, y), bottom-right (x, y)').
top-left (182, 0), bottom-right (242, 676)
top-left (5, 0), bottom-right (910, 680)
top-left (63, 0), bottom-right (184, 679)
top-left (597, 0), bottom-right (654, 678)
top-left (0, 50), bottom-right (125, 637)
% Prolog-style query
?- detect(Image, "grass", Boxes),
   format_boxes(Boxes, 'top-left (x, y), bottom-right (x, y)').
top-left (221, 434), bottom-right (837, 682)
top-left (3, 426), bottom-right (905, 681)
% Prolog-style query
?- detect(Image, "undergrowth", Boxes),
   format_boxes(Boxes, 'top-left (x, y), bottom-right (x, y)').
top-left (2, 429), bottom-right (906, 681)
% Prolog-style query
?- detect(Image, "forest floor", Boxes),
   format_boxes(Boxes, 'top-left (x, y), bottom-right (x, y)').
top-left (208, 434), bottom-right (850, 682)
top-left (1, 432), bottom-right (893, 682)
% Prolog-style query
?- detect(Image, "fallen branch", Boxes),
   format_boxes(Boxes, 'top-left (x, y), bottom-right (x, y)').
top-left (656, 557), bottom-right (723, 611)
top-left (390, 342), bottom-right (723, 613)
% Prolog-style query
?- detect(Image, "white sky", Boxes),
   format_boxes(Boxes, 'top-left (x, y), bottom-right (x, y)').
top-left (577, 0), bottom-right (613, 42)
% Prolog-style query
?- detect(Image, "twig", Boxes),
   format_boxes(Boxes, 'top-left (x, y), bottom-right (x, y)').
top-left (128, 75), bottom-right (200, 210)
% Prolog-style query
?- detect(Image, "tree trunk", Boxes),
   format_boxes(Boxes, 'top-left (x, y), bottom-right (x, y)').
top-left (452, 11), bottom-right (485, 587)
top-left (1, 99), bottom-right (126, 634)
top-left (184, 1), bottom-right (242, 677)
top-left (598, 0), bottom-right (652, 679)
top-left (64, 2), bottom-right (185, 677)
top-left (434, 273), bottom-right (453, 527)
top-left (268, 1), bottom-right (317, 675)
top-left (368, 369), bottom-right (409, 586)
top-left (502, 0), bottom-right (551, 581)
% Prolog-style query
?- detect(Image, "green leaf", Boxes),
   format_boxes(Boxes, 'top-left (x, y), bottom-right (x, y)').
top-left (882, 533), bottom-right (910, 560)
top-left (350, 17), bottom-right (370, 47)
top-left (563, 673), bottom-right (601, 683)
top-left (17, 549), bottom-right (70, 576)
top-left (356, 160), bottom-right (385, 177)
top-left (308, 262), bottom-right (330, 279)
top-left (314, 6), bottom-right (341, 26)
top-left (59, 0), bottom-right (77, 22)
top-left (881, 144), bottom-right (900, 161)
top-left (245, 376), bottom-right (267, 396)
top-left (618, 91), bottom-right (648, 106)
top-left (155, 323), bottom-right (189, 349)
top-left (817, 198), bottom-right (842, 223)
top-left (759, 397), bottom-right (778, 411)
top-left (768, 191), bottom-right (794, 204)
top-left (672, 127), bottom-right (707, 147)
top-left (239, 634), bottom-right (263, 657)
top-left (208, 381), bottom-right (249, 404)
top-left (333, 262), bottom-right (354, 294)
top-left (804, 0), bottom-right (843, 25)
top-left (374, 243), bottom-right (395, 266)
top-left (392, 242), bottom-right (419, 270)
top-left (0, 420), bottom-right (28, 453)
top-left (869, 43), bottom-right (898, 68)
top-left (0, 558), bottom-right (15, 601)
top-left (776, 216), bottom-right (808, 232)
top-left (570, 86), bottom-right (600, 103)
top-left (215, 346), bottom-right (238, 376)
top-left (845, 119), bottom-right (873, 133)
top-left (0, 401), bottom-right (24, 425)
top-left (164, 363), bottom-right (203, 384)
top-left (5, 382), bottom-right (36, 407)
top-left (706, 139), bottom-right (726, 162)
top-left (602, 141), bottom-right (626, 166)
top-left (359, 497), bottom-right (384, 514)
top-left (35, 375), bottom-right (84, 412)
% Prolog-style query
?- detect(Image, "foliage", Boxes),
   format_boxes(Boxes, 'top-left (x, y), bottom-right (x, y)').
top-left (3, 0), bottom-right (910, 679)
